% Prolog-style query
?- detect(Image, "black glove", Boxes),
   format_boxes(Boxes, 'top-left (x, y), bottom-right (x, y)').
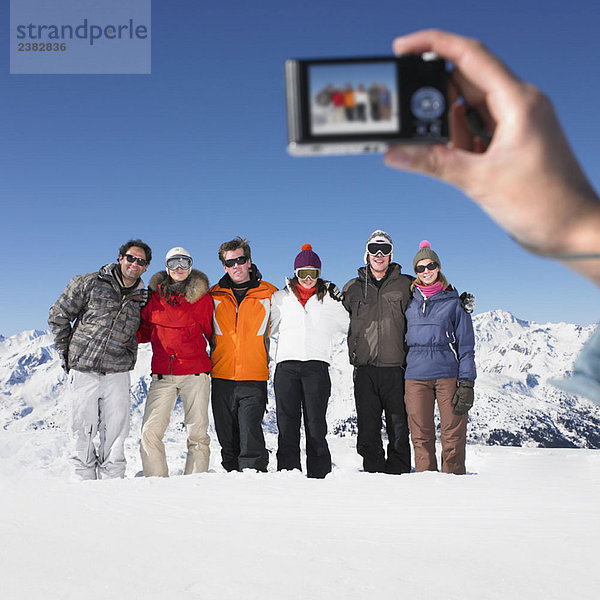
top-left (459, 292), bottom-right (476, 314)
top-left (60, 353), bottom-right (69, 374)
top-left (328, 283), bottom-right (344, 303)
top-left (452, 381), bottom-right (474, 415)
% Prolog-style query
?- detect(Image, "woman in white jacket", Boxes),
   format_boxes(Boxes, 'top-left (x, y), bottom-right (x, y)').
top-left (270, 244), bottom-right (349, 478)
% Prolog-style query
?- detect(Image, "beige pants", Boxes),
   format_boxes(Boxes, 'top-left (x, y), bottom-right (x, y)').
top-left (140, 373), bottom-right (210, 477)
top-left (405, 377), bottom-right (468, 475)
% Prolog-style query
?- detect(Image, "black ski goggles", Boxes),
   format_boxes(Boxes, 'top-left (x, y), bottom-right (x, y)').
top-left (123, 254), bottom-right (149, 267)
top-left (166, 256), bottom-right (193, 270)
top-left (415, 261), bottom-right (439, 273)
top-left (366, 242), bottom-right (392, 256)
top-left (223, 256), bottom-right (248, 267)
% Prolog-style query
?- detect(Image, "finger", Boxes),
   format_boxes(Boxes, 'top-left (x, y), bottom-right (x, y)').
top-left (451, 71), bottom-right (495, 130)
top-left (392, 29), bottom-right (522, 97)
top-left (384, 142), bottom-right (482, 191)
top-left (450, 102), bottom-right (477, 152)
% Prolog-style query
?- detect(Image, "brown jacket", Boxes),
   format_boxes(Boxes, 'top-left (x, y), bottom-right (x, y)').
top-left (342, 263), bottom-right (413, 368)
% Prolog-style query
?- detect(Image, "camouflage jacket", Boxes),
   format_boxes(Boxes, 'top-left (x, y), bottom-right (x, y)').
top-left (48, 264), bottom-right (148, 374)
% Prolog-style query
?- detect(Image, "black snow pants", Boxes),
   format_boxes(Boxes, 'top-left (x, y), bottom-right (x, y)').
top-left (353, 365), bottom-right (411, 474)
top-left (274, 360), bottom-right (332, 479)
top-left (211, 378), bottom-right (269, 472)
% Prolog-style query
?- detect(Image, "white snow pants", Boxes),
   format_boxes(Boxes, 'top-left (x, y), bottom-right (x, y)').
top-left (68, 370), bottom-right (131, 480)
top-left (140, 373), bottom-right (211, 477)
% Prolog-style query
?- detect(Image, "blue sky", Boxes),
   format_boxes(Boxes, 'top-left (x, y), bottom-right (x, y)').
top-left (2, 0), bottom-right (600, 335)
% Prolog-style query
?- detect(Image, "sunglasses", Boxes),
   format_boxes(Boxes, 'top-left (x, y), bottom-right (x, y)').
top-left (123, 254), bottom-right (149, 267)
top-left (223, 256), bottom-right (248, 267)
top-left (415, 261), bottom-right (439, 273)
top-left (367, 242), bottom-right (392, 256)
top-left (166, 256), bottom-right (192, 270)
top-left (295, 268), bottom-right (320, 280)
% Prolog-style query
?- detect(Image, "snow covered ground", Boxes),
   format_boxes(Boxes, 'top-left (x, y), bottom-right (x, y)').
top-left (2, 315), bottom-right (599, 599)
top-left (1, 430), bottom-right (599, 599)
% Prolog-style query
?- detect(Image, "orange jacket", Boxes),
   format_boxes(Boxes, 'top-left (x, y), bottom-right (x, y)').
top-left (210, 276), bottom-right (277, 381)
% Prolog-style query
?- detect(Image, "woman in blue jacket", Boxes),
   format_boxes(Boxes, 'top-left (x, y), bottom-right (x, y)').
top-left (404, 240), bottom-right (476, 475)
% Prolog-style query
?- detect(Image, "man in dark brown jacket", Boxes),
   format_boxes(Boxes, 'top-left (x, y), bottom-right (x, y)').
top-left (342, 230), bottom-right (412, 474)
top-left (48, 239), bottom-right (151, 480)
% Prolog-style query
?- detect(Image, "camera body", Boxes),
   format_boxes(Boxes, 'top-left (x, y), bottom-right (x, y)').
top-left (285, 53), bottom-right (449, 156)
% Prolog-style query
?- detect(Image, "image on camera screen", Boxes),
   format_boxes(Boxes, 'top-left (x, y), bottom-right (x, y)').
top-left (308, 62), bottom-right (399, 136)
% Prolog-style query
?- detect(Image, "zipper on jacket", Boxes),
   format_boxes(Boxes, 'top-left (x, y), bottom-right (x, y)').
top-left (98, 276), bottom-right (143, 371)
top-left (99, 296), bottom-right (128, 370)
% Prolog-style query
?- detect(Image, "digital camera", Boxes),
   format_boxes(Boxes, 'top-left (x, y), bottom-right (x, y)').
top-left (285, 53), bottom-right (449, 156)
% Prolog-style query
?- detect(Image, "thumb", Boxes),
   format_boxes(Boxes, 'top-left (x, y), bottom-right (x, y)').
top-left (384, 143), bottom-right (480, 191)
top-left (451, 389), bottom-right (459, 406)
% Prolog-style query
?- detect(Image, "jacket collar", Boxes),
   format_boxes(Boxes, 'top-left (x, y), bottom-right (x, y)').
top-left (358, 261), bottom-right (402, 283)
top-left (149, 269), bottom-right (209, 304)
top-left (217, 263), bottom-right (262, 290)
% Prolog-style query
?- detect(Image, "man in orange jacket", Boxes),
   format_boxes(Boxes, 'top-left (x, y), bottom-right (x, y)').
top-left (210, 237), bottom-right (277, 472)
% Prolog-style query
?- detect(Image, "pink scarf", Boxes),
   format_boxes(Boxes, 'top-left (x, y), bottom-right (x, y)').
top-left (416, 281), bottom-right (444, 298)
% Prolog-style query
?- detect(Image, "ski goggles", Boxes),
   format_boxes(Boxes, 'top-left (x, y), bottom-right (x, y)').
top-left (295, 268), bottom-right (320, 280)
top-left (366, 242), bottom-right (392, 256)
top-left (223, 255), bottom-right (248, 267)
top-left (123, 254), bottom-right (149, 266)
top-left (415, 261), bottom-right (439, 273)
top-left (166, 256), bottom-right (193, 270)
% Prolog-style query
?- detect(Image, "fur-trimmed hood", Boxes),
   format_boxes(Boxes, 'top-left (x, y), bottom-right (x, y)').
top-left (148, 269), bottom-right (209, 304)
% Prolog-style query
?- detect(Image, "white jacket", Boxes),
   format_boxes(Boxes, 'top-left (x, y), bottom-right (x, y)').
top-left (270, 279), bottom-right (349, 365)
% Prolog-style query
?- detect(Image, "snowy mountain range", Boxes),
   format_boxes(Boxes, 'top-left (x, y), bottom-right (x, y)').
top-left (1, 310), bottom-right (600, 449)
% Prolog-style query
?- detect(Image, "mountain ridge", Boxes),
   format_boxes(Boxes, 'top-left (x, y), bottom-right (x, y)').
top-left (1, 311), bottom-right (599, 448)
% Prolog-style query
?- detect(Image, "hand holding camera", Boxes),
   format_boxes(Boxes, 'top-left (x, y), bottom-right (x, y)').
top-left (384, 30), bottom-right (600, 287)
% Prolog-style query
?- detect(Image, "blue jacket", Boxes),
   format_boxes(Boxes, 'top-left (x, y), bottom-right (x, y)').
top-left (405, 286), bottom-right (476, 382)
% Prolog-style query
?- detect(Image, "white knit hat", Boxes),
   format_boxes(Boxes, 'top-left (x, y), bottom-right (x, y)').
top-left (364, 230), bottom-right (393, 264)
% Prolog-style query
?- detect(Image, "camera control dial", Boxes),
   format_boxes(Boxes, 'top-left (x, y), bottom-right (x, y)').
top-left (410, 87), bottom-right (445, 121)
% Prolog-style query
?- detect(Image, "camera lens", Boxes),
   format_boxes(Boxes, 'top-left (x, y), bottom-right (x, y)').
top-left (410, 87), bottom-right (445, 121)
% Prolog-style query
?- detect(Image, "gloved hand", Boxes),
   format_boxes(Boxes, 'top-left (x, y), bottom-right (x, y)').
top-left (60, 353), bottom-right (69, 374)
top-left (452, 381), bottom-right (474, 415)
top-left (328, 283), bottom-right (344, 303)
top-left (459, 292), bottom-right (476, 314)
top-left (137, 288), bottom-right (152, 306)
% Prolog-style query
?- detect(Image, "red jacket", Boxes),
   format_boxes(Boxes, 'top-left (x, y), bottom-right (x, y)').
top-left (138, 270), bottom-right (213, 375)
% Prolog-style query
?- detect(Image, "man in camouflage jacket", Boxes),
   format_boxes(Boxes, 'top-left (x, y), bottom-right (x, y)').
top-left (48, 240), bottom-right (151, 480)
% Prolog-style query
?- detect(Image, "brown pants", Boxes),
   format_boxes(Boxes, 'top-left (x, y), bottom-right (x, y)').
top-left (405, 378), bottom-right (467, 475)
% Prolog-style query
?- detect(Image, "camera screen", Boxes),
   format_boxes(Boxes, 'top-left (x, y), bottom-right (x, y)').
top-left (308, 61), bottom-right (399, 136)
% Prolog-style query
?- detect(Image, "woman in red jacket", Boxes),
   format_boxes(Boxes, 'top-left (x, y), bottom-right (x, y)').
top-left (137, 247), bottom-right (213, 477)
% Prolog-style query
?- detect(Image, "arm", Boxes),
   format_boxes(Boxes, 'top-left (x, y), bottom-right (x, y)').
top-left (137, 302), bottom-right (152, 344)
top-left (47, 275), bottom-right (88, 359)
top-left (341, 280), bottom-right (353, 313)
top-left (268, 293), bottom-right (282, 364)
top-left (199, 293), bottom-right (214, 343)
top-left (453, 301), bottom-right (476, 382)
top-left (385, 29), bottom-right (600, 287)
top-left (327, 285), bottom-right (350, 337)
